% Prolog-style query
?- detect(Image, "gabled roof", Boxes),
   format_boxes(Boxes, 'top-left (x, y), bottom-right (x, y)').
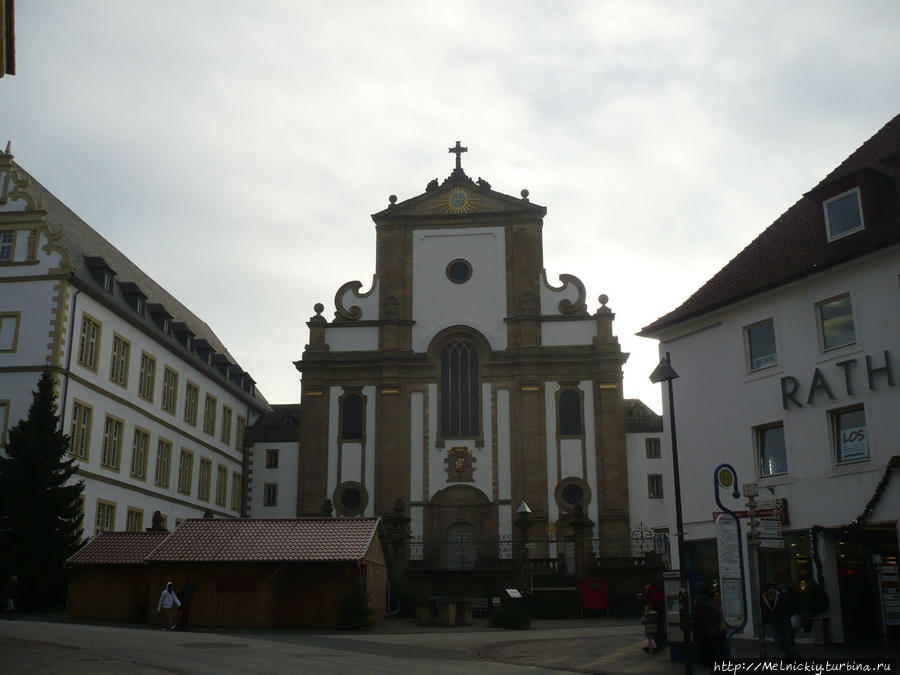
top-left (3, 155), bottom-right (270, 412)
top-left (371, 167), bottom-right (546, 221)
top-left (67, 531), bottom-right (169, 566)
top-left (641, 113), bottom-right (900, 336)
top-left (144, 517), bottom-right (381, 563)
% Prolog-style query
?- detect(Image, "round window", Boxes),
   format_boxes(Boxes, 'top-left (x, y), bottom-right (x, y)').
top-left (446, 259), bottom-right (472, 284)
top-left (341, 487), bottom-right (362, 510)
top-left (562, 483), bottom-right (584, 506)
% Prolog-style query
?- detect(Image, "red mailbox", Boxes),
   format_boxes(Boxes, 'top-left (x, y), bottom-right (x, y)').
top-left (580, 578), bottom-right (609, 612)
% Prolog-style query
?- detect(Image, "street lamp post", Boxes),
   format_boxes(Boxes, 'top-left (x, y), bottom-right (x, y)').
top-left (650, 352), bottom-right (693, 675)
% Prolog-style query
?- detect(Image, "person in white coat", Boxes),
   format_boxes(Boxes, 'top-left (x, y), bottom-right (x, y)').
top-left (157, 581), bottom-right (181, 630)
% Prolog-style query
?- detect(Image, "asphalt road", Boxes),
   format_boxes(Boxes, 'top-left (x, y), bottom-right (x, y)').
top-left (0, 617), bottom-right (643, 674)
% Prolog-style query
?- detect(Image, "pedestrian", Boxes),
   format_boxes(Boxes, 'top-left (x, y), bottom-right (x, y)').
top-left (644, 580), bottom-right (667, 648)
top-left (761, 582), bottom-right (798, 658)
top-left (693, 585), bottom-right (726, 666)
top-left (5, 576), bottom-right (18, 620)
top-left (641, 603), bottom-right (660, 653)
top-left (176, 581), bottom-right (195, 631)
top-left (157, 581), bottom-right (181, 630)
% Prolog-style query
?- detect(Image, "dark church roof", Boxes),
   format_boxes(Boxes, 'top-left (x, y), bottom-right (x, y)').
top-left (144, 517), bottom-right (381, 563)
top-left (67, 531), bottom-right (170, 566)
top-left (9, 156), bottom-right (269, 411)
top-left (641, 113), bottom-right (900, 336)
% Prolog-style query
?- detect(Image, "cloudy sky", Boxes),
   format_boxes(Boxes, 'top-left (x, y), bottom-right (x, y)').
top-left (4, 1), bottom-right (899, 410)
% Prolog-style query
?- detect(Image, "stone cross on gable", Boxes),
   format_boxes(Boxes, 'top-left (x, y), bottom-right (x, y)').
top-left (449, 141), bottom-right (467, 170)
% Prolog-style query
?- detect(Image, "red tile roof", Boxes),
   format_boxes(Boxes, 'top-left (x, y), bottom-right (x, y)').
top-left (641, 113), bottom-right (900, 335)
top-left (67, 531), bottom-right (170, 566)
top-left (144, 518), bottom-right (381, 563)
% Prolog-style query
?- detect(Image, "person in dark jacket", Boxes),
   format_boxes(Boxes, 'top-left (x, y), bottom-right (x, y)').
top-left (176, 581), bottom-right (196, 630)
top-left (644, 580), bottom-right (667, 648)
top-left (761, 583), bottom-right (798, 658)
top-left (693, 585), bottom-right (726, 665)
top-left (5, 576), bottom-right (18, 620)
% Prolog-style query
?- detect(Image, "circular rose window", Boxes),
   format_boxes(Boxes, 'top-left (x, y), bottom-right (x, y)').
top-left (333, 481), bottom-right (368, 517)
top-left (446, 259), bottom-right (472, 284)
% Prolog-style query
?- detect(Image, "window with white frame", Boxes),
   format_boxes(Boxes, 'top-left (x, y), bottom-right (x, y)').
top-left (138, 352), bottom-right (156, 402)
top-left (817, 294), bottom-right (856, 351)
top-left (648, 474), bottom-right (664, 499)
top-left (177, 448), bottom-right (193, 494)
top-left (215, 465), bottom-right (228, 506)
top-left (154, 438), bottom-right (172, 487)
top-left (198, 458), bottom-right (212, 501)
top-left (264, 483), bottom-right (278, 507)
top-left (645, 437), bottom-right (661, 458)
top-left (130, 428), bottom-right (150, 480)
top-left (101, 415), bottom-right (124, 470)
top-left (0, 231), bottom-right (13, 261)
top-left (831, 405), bottom-right (868, 463)
top-left (0, 312), bottom-right (20, 352)
top-left (161, 367), bottom-right (178, 414)
top-left (184, 382), bottom-right (199, 425)
top-left (109, 334), bottom-right (130, 386)
top-left (69, 400), bottom-right (92, 460)
top-left (78, 314), bottom-right (101, 371)
top-left (755, 423), bottom-right (788, 476)
top-left (746, 319), bottom-right (777, 371)
top-left (265, 448), bottom-right (279, 468)
top-left (824, 188), bottom-right (864, 241)
top-left (203, 394), bottom-right (217, 435)
top-left (125, 508), bottom-right (143, 532)
top-left (95, 499), bottom-right (116, 534)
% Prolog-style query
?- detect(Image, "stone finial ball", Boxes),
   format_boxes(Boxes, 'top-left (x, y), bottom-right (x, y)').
top-left (314, 302), bottom-right (324, 314)
top-left (389, 195), bottom-right (397, 204)
top-left (520, 189), bottom-right (529, 199)
top-left (598, 294), bottom-right (609, 306)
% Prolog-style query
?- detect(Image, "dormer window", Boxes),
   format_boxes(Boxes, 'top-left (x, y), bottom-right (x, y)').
top-left (824, 187), bottom-right (864, 241)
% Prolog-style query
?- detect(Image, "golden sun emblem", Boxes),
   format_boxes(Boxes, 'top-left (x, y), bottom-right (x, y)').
top-left (442, 188), bottom-right (478, 213)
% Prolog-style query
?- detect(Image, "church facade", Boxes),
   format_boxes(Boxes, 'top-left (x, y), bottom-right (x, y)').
top-left (294, 145), bottom-right (630, 580)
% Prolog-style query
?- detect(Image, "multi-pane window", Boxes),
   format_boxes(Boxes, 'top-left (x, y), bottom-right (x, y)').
top-left (198, 458), bottom-right (212, 501)
top-left (236, 415), bottom-right (246, 450)
top-left (109, 334), bottom-right (130, 386)
top-left (440, 339), bottom-right (479, 437)
top-left (0, 313), bottom-right (20, 352)
top-left (69, 400), bottom-right (93, 460)
top-left (818, 294), bottom-right (856, 351)
top-left (130, 428), bottom-right (150, 480)
top-left (824, 188), bottom-right (864, 241)
top-left (177, 449), bottom-right (193, 494)
top-left (161, 367), bottom-right (178, 414)
top-left (95, 500), bottom-right (116, 534)
top-left (78, 314), bottom-right (101, 370)
top-left (645, 437), bottom-right (661, 458)
top-left (154, 438), bottom-right (172, 487)
top-left (341, 393), bottom-right (364, 440)
top-left (265, 448), bottom-right (279, 469)
top-left (101, 415), bottom-right (124, 470)
top-left (231, 472), bottom-right (242, 511)
top-left (264, 483), bottom-right (278, 507)
top-left (0, 231), bottom-right (13, 261)
top-left (746, 319), bottom-right (777, 371)
top-left (558, 388), bottom-right (582, 436)
top-left (125, 508), bottom-right (143, 532)
top-left (221, 406), bottom-right (233, 444)
top-left (832, 405), bottom-right (868, 463)
top-left (756, 423), bottom-right (788, 476)
top-left (203, 394), bottom-right (217, 435)
top-left (648, 474), bottom-right (664, 499)
top-left (138, 352), bottom-right (156, 402)
top-left (184, 382), bottom-right (199, 425)
top-left (215, 465), bottom-right (228, 506)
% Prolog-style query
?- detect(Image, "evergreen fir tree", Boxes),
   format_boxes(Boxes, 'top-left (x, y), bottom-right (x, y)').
top-left (0, 369), bottom-right (84, 609)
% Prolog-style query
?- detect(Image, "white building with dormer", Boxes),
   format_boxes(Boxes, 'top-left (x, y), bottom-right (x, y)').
top-left (0, 146), bottom-right (270, 537)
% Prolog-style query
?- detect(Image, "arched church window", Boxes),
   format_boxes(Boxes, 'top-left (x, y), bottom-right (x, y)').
top-left (558, 388), bottom-right (582, 436)
top-left (341, 393), bottom-right (363, 440)
top-left (445, 521), bottom-right (476, 570)
top-left (440, 339), bottom-right (479, 437)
